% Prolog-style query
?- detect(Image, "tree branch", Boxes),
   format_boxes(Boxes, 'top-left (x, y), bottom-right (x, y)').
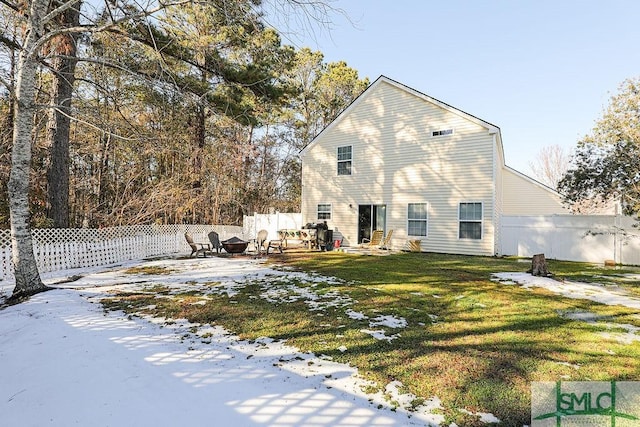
top-left (0, 0), bottom-right (20, 13)
top-left (0, 74), bottom-right (14, 97)
top-left (0, 32), bottom-right (22, 50)
top-left (42, 0), bottom-right (82, 26)
top-left (31, 0), bottom-right (194, 57)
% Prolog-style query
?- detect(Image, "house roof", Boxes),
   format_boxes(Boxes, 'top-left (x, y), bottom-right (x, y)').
top-left (504, 164), bottom-right (562, 195)
top-left (300, 75), bottom-right (504, 160)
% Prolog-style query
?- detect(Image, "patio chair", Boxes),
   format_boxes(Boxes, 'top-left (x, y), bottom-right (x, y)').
top-left (207, 231), bottom-right (224, 254)
top-left (379, 229), bottom-right (394, 250)
top-left (266, 233), bottom-right (284, 255)
top-left (256, 229), bottom-right (268, 254)
top-left (360, 229), bottom-right (384, 248)
top-left (184, 232), bottom-right (212, 258)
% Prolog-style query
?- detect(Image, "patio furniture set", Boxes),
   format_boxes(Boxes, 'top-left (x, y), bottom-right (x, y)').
top-left (184, 230), bottom-right (285, 258)
top-left (185, 225), bottom-right (392, 258)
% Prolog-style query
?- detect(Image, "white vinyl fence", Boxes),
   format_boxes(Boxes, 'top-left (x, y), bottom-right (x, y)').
top-left (501, 214), bottom-right (640, 265)
top-left (0, 224), bottom-right (242, 283)
top-left (243, 212), bottom-right (303, 244)
top-left (4, 213), bottom-right (637, 285)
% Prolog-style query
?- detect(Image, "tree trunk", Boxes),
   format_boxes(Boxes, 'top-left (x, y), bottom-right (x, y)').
top-left (46, 2), bottom-right (81, 228)
top-left (97, 130), bottom-right (112, 215)
top-left (529, 253), bottom-right (552, 277)
top-left (8, 0), bottom-right (50, 300)
top-left (191, 102), bottom-right (206, 190)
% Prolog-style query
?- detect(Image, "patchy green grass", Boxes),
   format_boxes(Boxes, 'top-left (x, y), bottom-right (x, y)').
top-left (548, 260), bottom-right (640, 298)
top-left (124, 265), bottom-right (174, 275)
top-left (101, 252), bottom-right (640, 426)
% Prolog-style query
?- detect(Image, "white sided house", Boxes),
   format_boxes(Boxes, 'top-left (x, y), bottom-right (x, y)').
top-left (300, 76), bottom-right (569, 256)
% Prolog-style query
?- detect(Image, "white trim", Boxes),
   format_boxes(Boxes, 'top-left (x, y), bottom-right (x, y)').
top-left (337, 145), bottom-right (353, 176)
top-left (458, 201), bottom-right (484, 240)
top-left (379, 77), bottom-right (500, 133)
top-left (407, 202), bottom-right (429, 237)
top-left (317, 203), bottom-right (332, 220)
top-left (492, 133), bottom-right (500, 255)
top-left (300, 75), bottom-right (504, 160)
top-left (503, 164), bottom-right (562, 196)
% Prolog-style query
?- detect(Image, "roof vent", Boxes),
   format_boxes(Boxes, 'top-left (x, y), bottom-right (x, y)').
top-left (432, 129), bottom-right (453, 137)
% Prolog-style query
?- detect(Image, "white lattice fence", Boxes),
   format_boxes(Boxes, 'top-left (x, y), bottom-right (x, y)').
top-left (0, 224), bottom-right (243, 283)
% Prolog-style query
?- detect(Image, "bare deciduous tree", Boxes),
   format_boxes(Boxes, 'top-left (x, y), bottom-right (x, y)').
top-left (529, 144), bottom-right (571, 190)
top-left (1, 0), bottom-right (343, 302)
top-left (3, 0), bottom-right (212, 301)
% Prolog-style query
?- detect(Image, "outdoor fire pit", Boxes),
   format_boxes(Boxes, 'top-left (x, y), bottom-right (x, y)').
top-left (221, 236), bottom-right (248, 254)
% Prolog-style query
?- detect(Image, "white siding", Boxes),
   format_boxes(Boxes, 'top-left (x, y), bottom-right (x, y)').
top-left (302, 79), bottom-right (497, 256)
top-left (502, 167), bottom-right (569, 215)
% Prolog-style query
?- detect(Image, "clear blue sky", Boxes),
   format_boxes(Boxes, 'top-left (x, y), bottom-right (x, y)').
top-left (280, 0), bottom-right (640, 175)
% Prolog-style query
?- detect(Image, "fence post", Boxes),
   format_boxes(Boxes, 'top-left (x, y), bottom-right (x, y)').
top-left (614, 214), bottom-right (621, 265)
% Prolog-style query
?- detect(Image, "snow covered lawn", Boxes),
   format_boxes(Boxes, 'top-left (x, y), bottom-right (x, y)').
top-left (0, 256), bottom-right (446, 426)
top-left (2, 255), bottom-right (639, 426)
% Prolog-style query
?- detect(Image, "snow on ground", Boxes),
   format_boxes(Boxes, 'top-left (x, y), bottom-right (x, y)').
top-left (0, 256), bottom-right (447, 427)
top-left (3, 259), bottom-right (638, 426)
top-left (558, 310), bottom-right (640, 345)
top-left (492, 272), bottom-right (640, 310)
top-left (492, 272), bottom-right (640, 345)
top-left (344, 309), bottom-right (408, 342)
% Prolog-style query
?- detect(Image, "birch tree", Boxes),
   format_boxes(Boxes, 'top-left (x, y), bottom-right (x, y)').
top-left (2, 0), bottom-right (204, 300)
top-left (5, 0), bottom-right (51, 300)
top-left (1, 0), bottom-right (341, 301)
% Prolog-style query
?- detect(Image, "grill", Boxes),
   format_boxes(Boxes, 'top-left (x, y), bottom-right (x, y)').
top-left (303, 222), bottom-right (333, 250)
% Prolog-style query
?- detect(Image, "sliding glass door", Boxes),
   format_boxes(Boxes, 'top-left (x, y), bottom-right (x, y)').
top-left (358, 204), bottom-right (386, 243)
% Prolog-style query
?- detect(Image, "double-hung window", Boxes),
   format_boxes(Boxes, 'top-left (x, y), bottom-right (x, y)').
top-left (408, 203), bottom-right (428, 237)
top-left (317, 204), bottom-right (332, 220)
top-left (459, 202), bottom-right (483, 239)
top-left (337, 146), bottom-right (352, 175)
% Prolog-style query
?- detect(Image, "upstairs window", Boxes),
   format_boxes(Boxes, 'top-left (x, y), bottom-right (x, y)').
top-left (459, 202), bottom-right (483, 239)
top-left (432, 129), bottom-right (454, 137)
top-left (337, 146), bottom-right (352, 175)
top-left (317, 204), bottom-right (332, 220)
top-left (408, 203), bottom-right (428, 237)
